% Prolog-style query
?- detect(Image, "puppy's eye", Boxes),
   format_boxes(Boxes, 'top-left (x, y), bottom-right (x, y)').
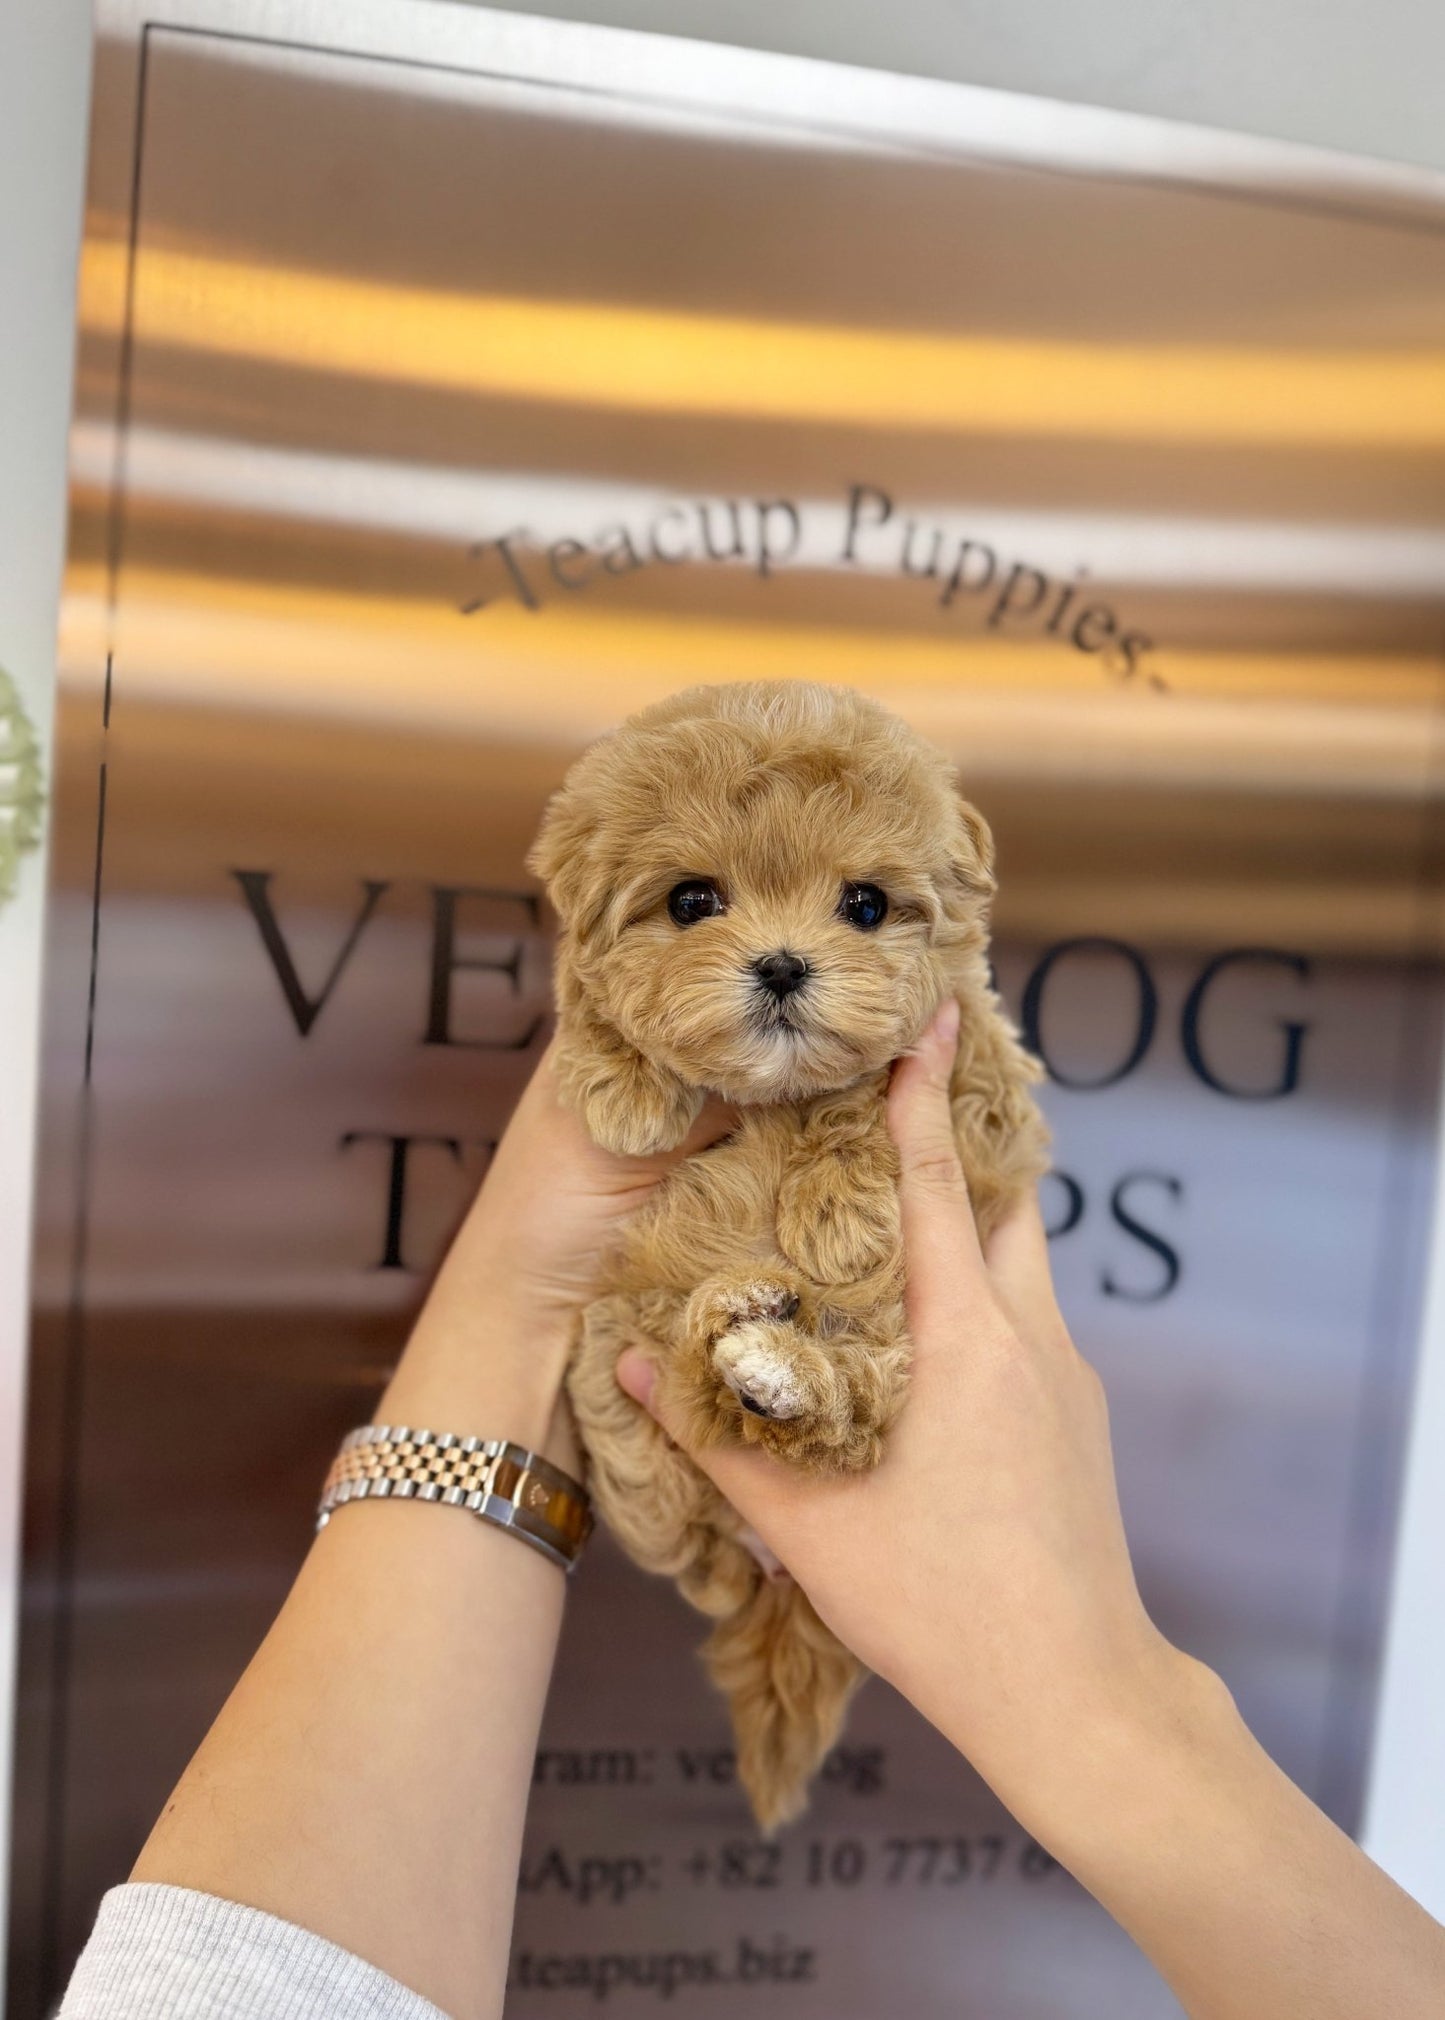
top-left (667, 878), bottom-right (726, 927)
top-left (839, 882), bottom-right (888, 931)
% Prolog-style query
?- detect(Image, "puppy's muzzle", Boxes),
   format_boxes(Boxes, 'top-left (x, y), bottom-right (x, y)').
top-left (752, 949), bottom-right (809, 1000)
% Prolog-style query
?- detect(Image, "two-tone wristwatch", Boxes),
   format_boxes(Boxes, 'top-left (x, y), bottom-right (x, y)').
top-left (317, 1424), bottom-right (592, 1574)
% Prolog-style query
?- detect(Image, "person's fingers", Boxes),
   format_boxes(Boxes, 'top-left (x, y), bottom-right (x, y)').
top-left (886, 1000), bottom-right (987, 1317)
top-left (616, 1348), bottom-right (819, 1553)
top-left (982, 1185), bottom-right (1066, 1347)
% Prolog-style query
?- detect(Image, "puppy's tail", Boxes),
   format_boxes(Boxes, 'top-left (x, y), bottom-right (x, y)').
top-left (704, 1578), bottom-right (863, 1832)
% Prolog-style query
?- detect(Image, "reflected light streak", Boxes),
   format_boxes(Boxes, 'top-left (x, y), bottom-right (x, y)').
top-left (80, 240), bottom-right (1445, 449)
top-left (60, 562), bottom-right (1437, 797)
top-left (70, 421), bottom-right (1445, 597)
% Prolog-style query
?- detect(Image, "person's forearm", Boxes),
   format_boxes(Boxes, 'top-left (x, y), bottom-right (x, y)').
top-left (131, 1284), bottom-right (575, 2020)
top-left (1006, 1654), bottom-right (1445, 2020)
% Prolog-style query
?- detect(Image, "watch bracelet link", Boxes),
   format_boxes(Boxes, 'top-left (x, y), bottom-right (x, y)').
top-left (317, 1424), bottom-right (593, 1574)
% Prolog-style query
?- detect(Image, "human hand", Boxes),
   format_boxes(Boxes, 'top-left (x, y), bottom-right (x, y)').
top-left (383, 1040), bottom-right (735, 1459)
top-left (617, 998), bottom-right (1208, 1843)
top-left (137, 1040), bottom-right (735, 2019)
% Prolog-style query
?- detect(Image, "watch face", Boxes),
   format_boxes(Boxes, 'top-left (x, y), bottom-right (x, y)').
top-left (14, 5), bottom-right (1445, 2016)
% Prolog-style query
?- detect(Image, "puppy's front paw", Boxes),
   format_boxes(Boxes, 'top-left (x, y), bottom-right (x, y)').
top-left (714, 1324), bottom-right (844, 1429)
top-left (776, 1151), bottom-right (899, 1285)
top-left (686, 1276), bottom-right (814, 1420)
top-left (567, 1050), bottom-right (702, 1157)
top-left (681, 1273), bottom-right (895, 1474)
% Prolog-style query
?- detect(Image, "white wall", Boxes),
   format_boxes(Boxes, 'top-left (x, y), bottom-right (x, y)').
top-left (0, 0), bottom-right (94, 1971)
top-left (461, 0), bottom-right (1445, 175)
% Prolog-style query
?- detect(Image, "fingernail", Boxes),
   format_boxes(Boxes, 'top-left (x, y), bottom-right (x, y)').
top-left (933, 997), bottom-right (960, 1045)
top-left (616, 1348), bottom-right (657, 1410)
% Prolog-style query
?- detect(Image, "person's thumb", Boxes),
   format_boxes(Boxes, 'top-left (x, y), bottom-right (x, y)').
top-left (886, 996), bottom-right (986, 1301)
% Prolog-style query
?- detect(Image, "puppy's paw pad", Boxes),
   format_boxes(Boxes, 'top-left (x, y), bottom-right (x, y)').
top-left (714, 1322), bottom-right (834, 1424)
top-left (722, 1281), bottom-right (802, 1329)
top-left (688, 1278), bottom-right (805, 1344)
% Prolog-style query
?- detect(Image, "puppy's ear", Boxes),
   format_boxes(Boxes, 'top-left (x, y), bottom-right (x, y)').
top-left (527, 778), bottom-right (606, 938)
top-left (944, 795), bottom-right (997, 909)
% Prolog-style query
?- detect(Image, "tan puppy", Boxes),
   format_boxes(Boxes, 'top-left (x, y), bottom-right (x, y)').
top-left (529, 681), bottom-right (1050, 1829)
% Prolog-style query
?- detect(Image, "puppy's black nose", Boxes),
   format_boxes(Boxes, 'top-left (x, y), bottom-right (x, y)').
top-left (752, 949), bottom-right (809, 998)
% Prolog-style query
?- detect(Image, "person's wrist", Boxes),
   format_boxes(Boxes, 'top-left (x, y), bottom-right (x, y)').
top-left (380, 1285), bottom-right (579, 1467)
top-left (996, 1636), bottom-right (1241, 1873)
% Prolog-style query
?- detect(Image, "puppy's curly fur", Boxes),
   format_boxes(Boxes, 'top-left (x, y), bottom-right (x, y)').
top-left (529, 681), bottom-right (1050, 1829)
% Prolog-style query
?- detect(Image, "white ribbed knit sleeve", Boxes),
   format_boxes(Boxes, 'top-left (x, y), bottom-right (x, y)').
top-left (59, 1884), bottom-right (451, 2020)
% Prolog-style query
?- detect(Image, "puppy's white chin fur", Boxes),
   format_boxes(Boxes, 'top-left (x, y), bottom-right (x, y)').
top-left (706, 1035), bottom-right (887, 1105)
top-left (633, 1000), bottom-right (907, 1105)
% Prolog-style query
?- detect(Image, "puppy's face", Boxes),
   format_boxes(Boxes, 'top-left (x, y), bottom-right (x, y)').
top-left (532, 687), bottom-right (993, 1104)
